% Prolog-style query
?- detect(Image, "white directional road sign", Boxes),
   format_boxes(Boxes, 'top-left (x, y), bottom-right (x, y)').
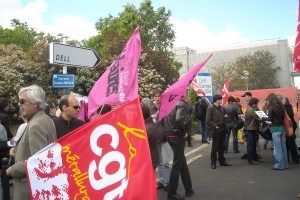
top-left (49, 43), bottom-right (100, 68)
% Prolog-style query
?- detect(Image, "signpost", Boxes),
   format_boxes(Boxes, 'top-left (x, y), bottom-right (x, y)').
top-left (49, 42), bottom-right (100, 94)
top-left (53, 74), bottom-right (75, 88)
top-left (49, 43), bottom-right (100, 68)
top-left (197, 72), bottom-right (213, 102)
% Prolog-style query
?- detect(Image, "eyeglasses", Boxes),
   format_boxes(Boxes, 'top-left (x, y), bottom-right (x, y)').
top-left (19, 99), bottom-right (29, 104)
top-left (72, 105), bottom-right (80, 110)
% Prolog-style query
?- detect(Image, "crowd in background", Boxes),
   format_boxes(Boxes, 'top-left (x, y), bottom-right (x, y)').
top-left (1, 86), bottom-right (300, 200)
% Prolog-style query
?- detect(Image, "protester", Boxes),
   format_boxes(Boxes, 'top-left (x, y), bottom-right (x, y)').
top-left (241, 92), bottom-right (261, 160)
top-left (195, 96), bottom-right (202, 135)
top-left (0, 98), bottom-right (12, 139)
top-left (196, 97), bottom-right (210, 144)
top-left (53, 95), bottom-right (85, 139)
top-left (45, 100), bottom-right (57, 120)
top-left (266, 93), bottom-right (288, 170)
top-left (244, 98), bottom-right (262, 165)
top-left (283, 97), bottom-right (299, 165)
top-left (141, 97), bottom-right (151, 108)
top-left (206, 94), bottom-right (232, 169)
top-left (6, 85), bottom-right (57, 200)
top-left (234, 98), bottom-right (244, 143)
top-left (150, 89), bottom-right (171, 191)
top-left (224, 96), bottom-right (240, 153)
top-left (184, 96), bottom-right (194, 147)
top-left (141, 105), bottom-right (159, 170)
top-left (163, 95), bottom-right (194, 200)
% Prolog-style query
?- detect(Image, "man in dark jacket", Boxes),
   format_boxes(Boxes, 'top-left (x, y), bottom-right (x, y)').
top-left (224, 96), bottom-right (239, 153)
top-left (53, 95), bottom-right (84, 139)
top-left (206, 94), bottom-right (232, 169)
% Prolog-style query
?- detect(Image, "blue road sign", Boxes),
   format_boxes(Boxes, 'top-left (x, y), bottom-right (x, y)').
top-left (53, 74), bottom-right (75, 88)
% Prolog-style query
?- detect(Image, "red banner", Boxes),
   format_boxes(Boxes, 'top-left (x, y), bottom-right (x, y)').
top-left (221, 77), bottom-right (230, 106)
top-left (26, 99), bottom-right (156, 200)
top-left (293, 0), bottom-right (300, 73)
top-left (230, 87), bottom-right (298, 121)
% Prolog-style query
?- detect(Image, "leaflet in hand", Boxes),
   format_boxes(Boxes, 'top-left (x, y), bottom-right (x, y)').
top-left (255, 111), bottom-right (268, 118)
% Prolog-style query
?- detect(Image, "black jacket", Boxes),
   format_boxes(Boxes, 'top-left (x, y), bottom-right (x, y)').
top-left (53, 116), bottom-right (85, 139)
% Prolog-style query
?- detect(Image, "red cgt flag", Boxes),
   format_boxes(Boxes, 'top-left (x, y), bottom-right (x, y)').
top-left (26, 98), bottom-right (156, 200)
top-left (294, 0), bottom-right (300, 73)
top-left (221, 77), bottom-right (230, 106)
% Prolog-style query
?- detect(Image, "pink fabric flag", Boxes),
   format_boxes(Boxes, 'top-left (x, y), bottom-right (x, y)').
top-left (294, 0), bottom-right (300, 73)
top-left (158, 54), bottom-right (212, 122)
top-left (190, 80), bottom-right (206, 96)
top-left (88, 27), bottom-right (141, 117)
top-left (221, 77), bottom-right (230, 106)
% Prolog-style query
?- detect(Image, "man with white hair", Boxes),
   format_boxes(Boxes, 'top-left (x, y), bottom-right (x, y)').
top-left (6, 85), bottom-right (57, 200)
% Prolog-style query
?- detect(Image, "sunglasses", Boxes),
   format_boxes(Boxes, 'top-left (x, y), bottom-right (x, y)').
top-left (19, 99), bottom-right (29, 104)
top-left (72, 105), bottom-right (80, 110)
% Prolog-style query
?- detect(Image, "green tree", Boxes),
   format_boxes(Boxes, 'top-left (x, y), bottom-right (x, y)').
top-left (210, 50), bottom-right (280, 92)
top-left (0, 19), bottom-right (45, 52)
top-left (81, 0), bottom-right (180, 95)
top-left (232, 50), bottom-right (280, 90)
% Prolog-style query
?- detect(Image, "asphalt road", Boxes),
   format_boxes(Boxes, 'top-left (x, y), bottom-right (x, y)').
top-left (157, 137), bottom-right (300, 200)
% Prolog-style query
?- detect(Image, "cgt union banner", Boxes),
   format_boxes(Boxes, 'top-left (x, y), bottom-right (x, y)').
top-left (26, 99), bottom-right (156, 200)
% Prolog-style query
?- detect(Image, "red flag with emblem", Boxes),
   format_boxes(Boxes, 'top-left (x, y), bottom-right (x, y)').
top-left (294, 0), bottom-right (300, 73)
top-left (190, 80), bottom-right (206, 96)
top-left (26, 98), bottom-right (156, 200)
top-left (221, 77), bottom-right (230, 106)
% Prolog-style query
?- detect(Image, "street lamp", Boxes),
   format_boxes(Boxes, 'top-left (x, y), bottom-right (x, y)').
top-left (242, 70), bottom-right (249, 90)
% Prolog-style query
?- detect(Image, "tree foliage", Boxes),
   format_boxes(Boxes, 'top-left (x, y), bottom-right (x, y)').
top-left (0, 0), bottom-right (182, 123)
top-left (210, 50), bottom-right (280, 92)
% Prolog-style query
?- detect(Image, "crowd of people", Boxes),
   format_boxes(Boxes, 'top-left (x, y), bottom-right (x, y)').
top-left (1, 85), bottom-right (300, 200)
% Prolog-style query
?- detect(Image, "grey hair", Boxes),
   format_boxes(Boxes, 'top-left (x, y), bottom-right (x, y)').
top-left (18, 85), bottom-right (46, 110)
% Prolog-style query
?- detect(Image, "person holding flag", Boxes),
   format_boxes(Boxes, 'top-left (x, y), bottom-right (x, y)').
top-left (162, 95), bottom-right (194, 200)
top-left (6, 85), bottom-right (57, 200)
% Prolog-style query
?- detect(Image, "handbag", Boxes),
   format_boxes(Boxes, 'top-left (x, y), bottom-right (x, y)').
top-left (233, 118), bottom-right (244, 130)
top-left (258, 121), bottom-right (272, 141)
top-left (283, 109), bottom-right (294, 137)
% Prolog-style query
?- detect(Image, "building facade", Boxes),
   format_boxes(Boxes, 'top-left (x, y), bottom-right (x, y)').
top-left (172, 39), bottom-right (294, 92)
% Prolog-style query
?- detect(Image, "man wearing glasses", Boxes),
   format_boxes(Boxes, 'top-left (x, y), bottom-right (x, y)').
top-left (6, 85), bottom-right (57, 200)
top-left (54, 95), bottom-right (85, 139)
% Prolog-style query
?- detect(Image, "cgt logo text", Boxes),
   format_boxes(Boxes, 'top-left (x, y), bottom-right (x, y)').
top-left (89, 122), bottom-right (146, 200)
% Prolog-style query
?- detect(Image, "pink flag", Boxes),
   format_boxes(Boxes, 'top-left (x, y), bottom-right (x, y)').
top-left (158, 54), bottom-right (212, 122)
top-left (88, 27), bottom-right (141, 117)
top-left (190, 80), bottom-right (206, 96)
top-left (294, 0), bottom-right (300, 73)
top-left (221, 77), bottom-right (230, 106)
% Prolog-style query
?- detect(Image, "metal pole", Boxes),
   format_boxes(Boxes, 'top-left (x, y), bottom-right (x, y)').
top-left (63, 38), bottom-right (68, 95)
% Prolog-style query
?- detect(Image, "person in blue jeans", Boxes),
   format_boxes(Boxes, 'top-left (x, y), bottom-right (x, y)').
top-left (224, 96), bottom-right (239, 153)
top-left (266, 93), bottom-right (288, 170)
top-left (244, 98), bottom-right (262, 165)
top-left (199, 98), bottom-right (210, 143)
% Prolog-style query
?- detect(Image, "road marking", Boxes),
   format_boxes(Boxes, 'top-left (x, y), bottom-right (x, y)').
top-left (187, 154), bottom-right (203, 164)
